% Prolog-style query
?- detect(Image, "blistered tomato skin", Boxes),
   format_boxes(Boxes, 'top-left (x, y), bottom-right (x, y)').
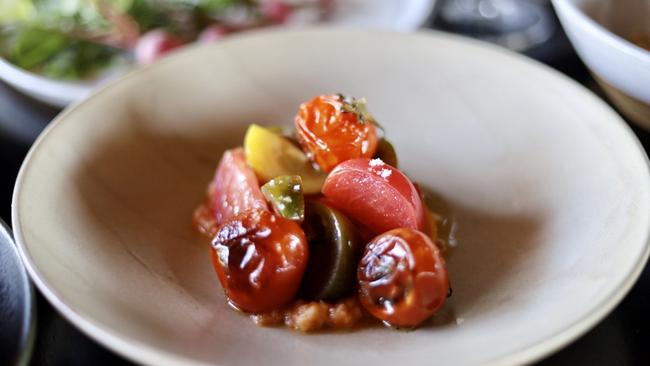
top-left (321, 158), bottom-right (425, 235)
top-left (295, 94), bottom-right (379, 172)
top-left (210, 148), bottom-right (268, 226)
top-left (211, 210), bottom-right (308, 313)
top-left (358, 228), bottom-right (449, 327)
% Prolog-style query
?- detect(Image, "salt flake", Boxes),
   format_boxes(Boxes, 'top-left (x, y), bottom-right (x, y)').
top-left (379, 169), bottom-right (392, 178)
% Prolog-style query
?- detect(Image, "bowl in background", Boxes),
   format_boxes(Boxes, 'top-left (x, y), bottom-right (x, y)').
top-left (552, 0), bottom-right (650, 128)
top-left (12, 28), bottom-right (650, 366)
top-left (0, 58), bottom-right (95, 108)
top-left (0, 0), bottom-right (436, 108)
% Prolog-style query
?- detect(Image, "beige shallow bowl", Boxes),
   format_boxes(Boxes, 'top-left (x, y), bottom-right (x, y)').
top-left (12, 29), bottom-right (650, 365)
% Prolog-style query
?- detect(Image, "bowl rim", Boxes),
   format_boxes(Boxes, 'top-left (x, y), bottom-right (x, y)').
top-left (551, 0), bottom-right (650, 62)
top-left (11, 27), bottom-right (650, 366)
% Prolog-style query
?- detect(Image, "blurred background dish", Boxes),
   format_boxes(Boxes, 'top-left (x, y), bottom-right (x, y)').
top-left (0, 0), bottom-right (436, 108)
top-left (552, 0), bottom-right (650, 129)
top-left (434, 0), bottom-right (555, 52)
top-left (0, 57), bottom-right (102, 107)
top-left (0, 219), bottom-right (34, 366)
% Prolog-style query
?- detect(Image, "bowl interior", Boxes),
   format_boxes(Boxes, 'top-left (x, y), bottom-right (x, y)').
top-left (13, 29), bottom-right (650, 366)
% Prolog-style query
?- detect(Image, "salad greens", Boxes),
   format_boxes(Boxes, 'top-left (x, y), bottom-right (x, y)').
top-left (0, 0), bottom-right (245, 80)
top-left (1, 26), bottom-right (126, 79)
top-left (1, 0), bottom-right (131, 80)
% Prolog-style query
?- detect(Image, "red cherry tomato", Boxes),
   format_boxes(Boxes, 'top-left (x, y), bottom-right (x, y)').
top-left (198, 25), bottom-right (229, 43)
top-left (260, 0), bottom-right (292, 24)
top-left (134, 29), bottom-right (183, 65)
top-left (295, 94), bottom-right (379, 172)
top-left (210, 148), bottom-right (268, 226)
top-left (358, 228), bottom-right (449, 327)
top-left (211, 210), bottom-right (308, 313)
top-left (321, 158), bottom-right (424, 234)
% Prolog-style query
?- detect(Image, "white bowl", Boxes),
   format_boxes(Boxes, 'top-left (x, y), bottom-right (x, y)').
top-left (13, 28), bottom-right (650, 366)
top-left (0, 0), bottom-right (435, 108)
top-left (552, 0), bottom-right (650, 128)
top-left (0, 58), bottom-right (94, 107)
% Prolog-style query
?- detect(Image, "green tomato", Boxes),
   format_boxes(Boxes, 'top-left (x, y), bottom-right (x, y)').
top-left (374, 138), bottom-right (398, 168)
top-left (261, 175), bottom-right (305, 221)
top-left (300, 200), bottom-right (362, 301)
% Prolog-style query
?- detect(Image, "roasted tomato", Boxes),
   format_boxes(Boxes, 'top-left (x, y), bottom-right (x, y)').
top-left (210, 148), bottom-right (268, 226)
top-left (211, 210), bottom-right (308, 313)
top-left (295, 94), bottom-right (379, 172)
top-left (321, 158), bottom-right (424, 234)
top-left (358, 228), bottom-right (448, 327)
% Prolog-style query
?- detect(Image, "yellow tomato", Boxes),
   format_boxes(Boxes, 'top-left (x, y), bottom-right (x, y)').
top-left (244, 124), bottom-right (326, 194)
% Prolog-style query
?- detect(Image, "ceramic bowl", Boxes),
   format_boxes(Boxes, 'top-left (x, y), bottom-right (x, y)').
top-left (13, 29), bottom-right (650, 366)
top-left (552, 0), bottom-right (650, 128)
top-left (0, 0), bottom-right (435, 108)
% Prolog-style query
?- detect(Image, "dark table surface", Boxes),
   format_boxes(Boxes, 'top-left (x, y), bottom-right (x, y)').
top-left (2, 14), bottom-right (650, 366)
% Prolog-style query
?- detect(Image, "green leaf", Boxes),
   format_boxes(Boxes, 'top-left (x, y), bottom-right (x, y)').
top-left (197, 0), bottom-right (238, 11)
top-left (9, 27), bottom-right (69, 69)
top-left (5, 25), bottom-right (123, 80)
top-left (0, 0), bottom-right (109, 32)
top-left (0, 0), bottom-right (36, 22)
top-left (125, 0), bottom-right (170, 31)
top-left (37, 0), bottom-right (108, 30)
top-left (41, 40), bottom-right (122, 79)
top-left (111, 0), bottom-right (135, 12)
top-left (41, 48), bottom-right (78, 78)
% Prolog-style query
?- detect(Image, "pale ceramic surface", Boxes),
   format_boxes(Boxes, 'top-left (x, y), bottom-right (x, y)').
top-left (13, 29), bottom-right (650, 366)
top-left (552, 0), bottom-right (650, 127)
top-left (0, 0), bottom-right (435, 108)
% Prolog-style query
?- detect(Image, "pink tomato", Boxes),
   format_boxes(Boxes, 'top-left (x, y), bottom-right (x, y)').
top-left (321, 158), bottom-right (424, 234)
top-left (261, 0), bottom-right (292, 24)
top-left (134, 29), bottom-right (183, 65)
top-left (198, 25), bottom-right (229, 43)
top-left (210, 148), bottom-right (268, 225)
